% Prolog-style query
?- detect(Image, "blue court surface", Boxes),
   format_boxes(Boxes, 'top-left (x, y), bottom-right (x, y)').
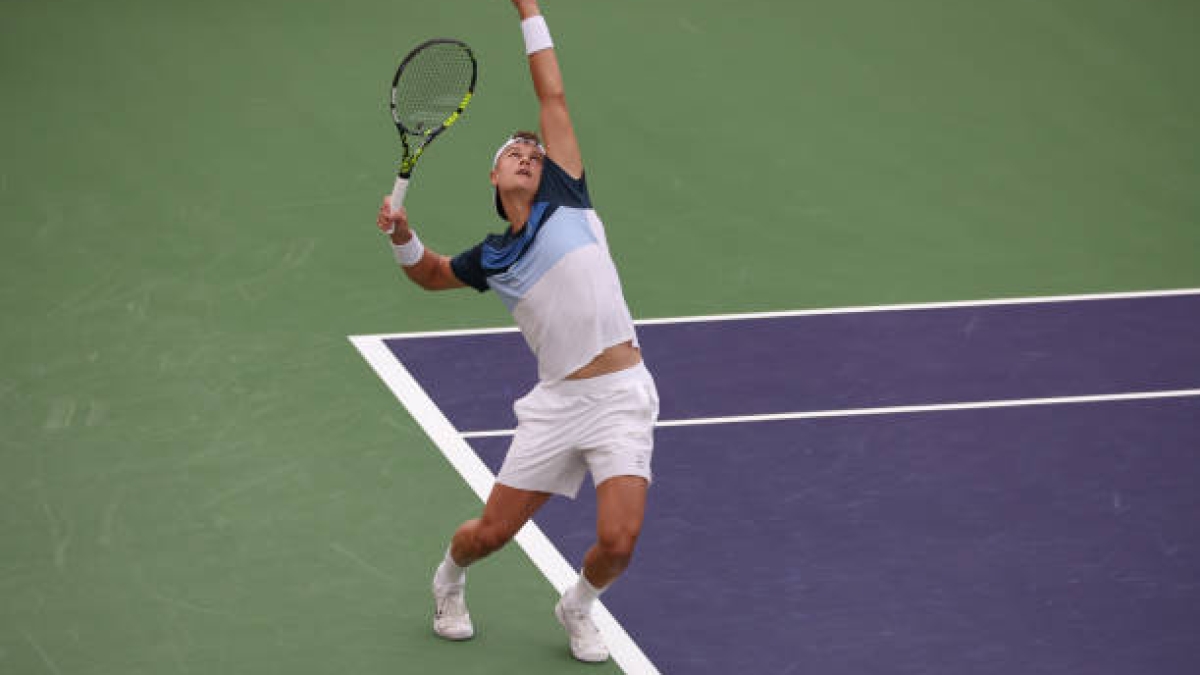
top-left (351, 290), bottom-right (1200, 674)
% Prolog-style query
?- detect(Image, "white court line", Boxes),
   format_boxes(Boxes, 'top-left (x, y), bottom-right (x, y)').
top-left (351, 286), bottom-right (1200, 341)
top-left (348, 287), bottom-right (1200, 674)
top-left (458, 388), bottom-right (1200, 439)
top-left (348, 336), bottom-right (661, 675)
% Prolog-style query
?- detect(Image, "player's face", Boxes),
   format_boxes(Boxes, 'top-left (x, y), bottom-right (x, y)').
top-left (493, 141), bottom-right (544, 191)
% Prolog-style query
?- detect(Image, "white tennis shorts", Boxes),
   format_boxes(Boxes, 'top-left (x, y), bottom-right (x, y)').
top-left (496, 362), bottom-right (659, 498)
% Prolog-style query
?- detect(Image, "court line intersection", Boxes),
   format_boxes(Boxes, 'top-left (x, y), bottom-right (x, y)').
top-left (349, 287), bottom-right (1200, 674)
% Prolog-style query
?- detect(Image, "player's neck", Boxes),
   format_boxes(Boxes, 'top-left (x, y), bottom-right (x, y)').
top-left (500, 195), bottom-right (532, 233)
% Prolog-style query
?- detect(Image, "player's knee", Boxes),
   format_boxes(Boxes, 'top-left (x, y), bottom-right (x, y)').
top-left (473, 525), bottom-right (516, 555)
top-left (597, 524), bottom-right (640, 562)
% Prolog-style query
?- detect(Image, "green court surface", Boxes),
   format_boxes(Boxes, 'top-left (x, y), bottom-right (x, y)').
top-left (2, 0), bottom-right (1197, 672)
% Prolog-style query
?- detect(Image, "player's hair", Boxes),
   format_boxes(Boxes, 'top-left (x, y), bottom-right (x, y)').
top-left (510, 129), bottom-right (541, 145)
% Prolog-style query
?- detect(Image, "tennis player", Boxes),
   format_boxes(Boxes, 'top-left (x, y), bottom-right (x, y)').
top-left (375, 0), bottom-right (657, 663)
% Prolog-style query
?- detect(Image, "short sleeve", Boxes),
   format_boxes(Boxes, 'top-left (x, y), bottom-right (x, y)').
top-left (536, 159), bottom-right (591, 209)
top-left (449, 243), bottom-right (490, 292)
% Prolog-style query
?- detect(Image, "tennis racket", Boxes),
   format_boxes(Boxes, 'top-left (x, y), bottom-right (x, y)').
top-left (388, 38), bottom-right (477, 213)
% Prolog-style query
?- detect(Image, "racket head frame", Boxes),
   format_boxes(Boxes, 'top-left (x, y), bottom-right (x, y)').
top-left (389, 38), bottom-right (477, 179)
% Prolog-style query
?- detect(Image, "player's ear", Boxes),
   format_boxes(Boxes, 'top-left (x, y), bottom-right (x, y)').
top-left (489, 168), bottom-right (499, 187)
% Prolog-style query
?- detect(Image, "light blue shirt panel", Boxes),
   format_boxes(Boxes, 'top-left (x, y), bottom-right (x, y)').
top-left (487, 206), bottom-right (599, 312)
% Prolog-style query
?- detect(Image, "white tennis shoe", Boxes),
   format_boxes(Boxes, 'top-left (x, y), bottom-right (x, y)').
top-left (432, 582), bottom-right (474, 640)
top-left (554, 597), bottom-right (609, 663)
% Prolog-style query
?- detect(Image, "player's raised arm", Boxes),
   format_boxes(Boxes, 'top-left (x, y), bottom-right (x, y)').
top-left (511, 0), bottom-right (583, 178)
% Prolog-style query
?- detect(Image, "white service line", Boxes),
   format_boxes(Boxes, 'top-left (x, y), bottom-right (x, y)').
top-left (348, 336), bottom-right (661, 675)
top-left (348, 287), bottom-right (1200, 674)
top-left (458, 388), bottom-right (1200, 439)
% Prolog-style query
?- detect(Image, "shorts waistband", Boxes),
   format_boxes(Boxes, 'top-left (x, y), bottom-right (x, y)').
top-left (540, 362), bottom-right (651, 397)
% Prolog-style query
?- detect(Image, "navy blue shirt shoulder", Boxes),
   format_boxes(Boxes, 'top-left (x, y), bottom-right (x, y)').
top-left (450, 159), bottom-right (591, 292)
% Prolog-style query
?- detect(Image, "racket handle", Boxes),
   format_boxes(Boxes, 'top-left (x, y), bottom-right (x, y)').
top-left (390, 176), bottom-right (410, 213)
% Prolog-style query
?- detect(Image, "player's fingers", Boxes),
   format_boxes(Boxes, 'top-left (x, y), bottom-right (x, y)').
top-left (376, 209), bottom-right (394, 232)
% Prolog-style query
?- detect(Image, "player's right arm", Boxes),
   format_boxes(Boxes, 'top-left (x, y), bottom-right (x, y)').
top-left (377, 197), bottom-right (466, 291)
top-left (511, 0), bottom-right (583, 179)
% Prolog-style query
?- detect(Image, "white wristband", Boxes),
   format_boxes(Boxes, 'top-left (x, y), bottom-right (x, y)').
top-left (392, 231), bottom-right (425, 267)
top-left (521, 15), bottom-right (553, 55)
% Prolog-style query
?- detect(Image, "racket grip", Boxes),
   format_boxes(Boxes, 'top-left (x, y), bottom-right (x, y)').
top-left (390, 176), bottom-right (410, 213)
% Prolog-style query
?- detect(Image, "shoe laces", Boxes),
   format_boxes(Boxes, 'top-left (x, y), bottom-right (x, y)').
top-left (562, 605), bottom-right (602, 641)
top-left (435, 586), bottom-right (467, 620)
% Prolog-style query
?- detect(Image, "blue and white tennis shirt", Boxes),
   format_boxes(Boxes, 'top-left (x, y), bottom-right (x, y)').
top-left (451, 159), bottom-right (638, 382)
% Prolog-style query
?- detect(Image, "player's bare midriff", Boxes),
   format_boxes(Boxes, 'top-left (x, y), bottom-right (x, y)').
top-left (565, 340), bottom-right (641, 380)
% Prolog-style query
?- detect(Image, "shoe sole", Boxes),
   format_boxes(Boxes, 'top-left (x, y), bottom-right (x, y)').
top-left (433, 625), bottom-right (474, 641)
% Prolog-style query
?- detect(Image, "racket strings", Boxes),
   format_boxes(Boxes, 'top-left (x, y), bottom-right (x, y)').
top-left (393, 44), bottom-right (475, 134)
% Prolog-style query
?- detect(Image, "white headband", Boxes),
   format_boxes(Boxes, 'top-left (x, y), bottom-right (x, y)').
top-left (492, 136), bottom-right (546, 167)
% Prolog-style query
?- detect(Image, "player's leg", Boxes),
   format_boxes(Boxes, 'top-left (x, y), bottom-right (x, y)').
top-left (451, 483), bottom-right (553, 565)
top-left (556, 475), bottom-right (649, 662)
top-left (432, 483), bottom-right (551, 640)
top-left (582, 475), bottom-right (648, 588)
top-left (555, 368), bottom-right (657, 661)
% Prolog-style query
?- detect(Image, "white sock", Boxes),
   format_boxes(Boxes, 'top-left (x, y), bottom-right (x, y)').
top-left (563, 572), bottom-right (606, 611)
top-left (433, 547), bottom-right (466, 590)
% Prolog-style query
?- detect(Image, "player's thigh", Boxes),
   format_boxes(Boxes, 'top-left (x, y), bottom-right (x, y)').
top-left (594, 475), bottom-right (649, 547)
top-left (478, 482), bottom-right (552, 540)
